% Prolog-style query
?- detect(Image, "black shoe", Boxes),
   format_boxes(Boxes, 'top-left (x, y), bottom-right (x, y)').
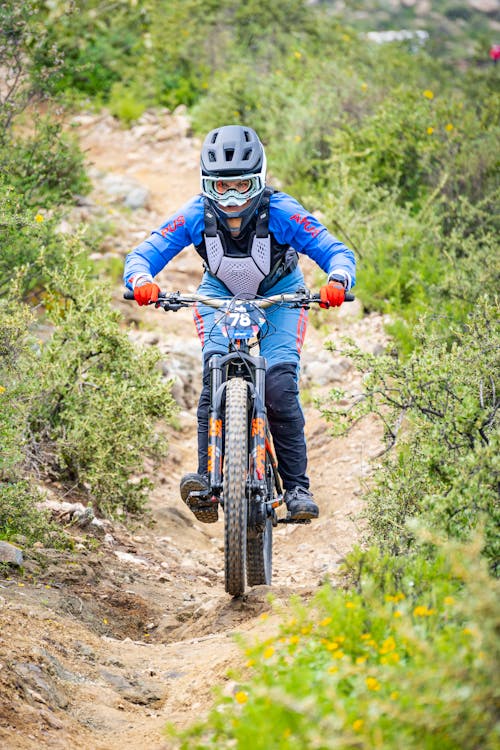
top-left (284, 486), bottom-right (319, 521)
top-left (180, 473), bottom-right (218, 523)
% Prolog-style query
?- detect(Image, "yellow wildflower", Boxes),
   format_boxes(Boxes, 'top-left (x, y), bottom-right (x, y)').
top-left (301, 625), bottom-right (311, 635)
top-left (366, 676), bottom-right (381, 691)
top-left (320, 617), bottom-right (332, 627)
top-left (356, 656), bottom-right (367, 665)
top-left (35, 213), bottom-right (44, 222)
top-left (445, 123), bottom-right (454, 132)
top-left (283, 728), bottom-right (291, 739)
top-left (345, 601), bottom-right (356, 609)
top-left (294, 51), bottom-right (302, 59)
top-left (361, 633), bottom-right (371, 640)
top-left (263, 646), bottom-right (275, 659)
top-left (326, 641), bottom-right (339, 651)
top-left (413, 605), bottom-right (435, 617)
top-left (103, 618), bottom-right (108, 624)
top-left (235, 691), bottom-right (248, 704)
top-left (289, 635), bottom-right (300, 645)
top-left (353, 719), bottom-right (364, 732)
top-left (379, 636), bottom-right (396, 654)
top-left (332, 650), bottom-right (344, 660)
top-left (444, 596), bottom-right (455, 605)
top-left (246, 659), bottom-right (255, 668)
top-left (390, 691), bottom-right (399, 700)
top-left (260, 612), bottom-right (269, 620)
top-left (393, 610), bottom-right (402, 618)
top-left (423, 89), bottom-right (434, 99)
top-left (0, 386), bottom-right (5, 394)
top-left (361, 82), bottom-right (368, 91)
top-left (328, 665), bottom-right (338, 674)
top-left (427, 127), bottom-right (434, 135)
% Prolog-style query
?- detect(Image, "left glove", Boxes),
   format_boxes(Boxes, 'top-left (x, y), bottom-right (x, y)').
top-left (319, 281), bottom-right (345, 309)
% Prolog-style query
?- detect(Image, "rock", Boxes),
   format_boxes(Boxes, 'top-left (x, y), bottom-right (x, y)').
top-left (114, 550), bottom-right (150, 567)
top-left (0, 541), bottom-right (23, 566)
top-left (13, 662), bottom-right (68, 709)
top-left (99, 669), bottom-right (164, 705)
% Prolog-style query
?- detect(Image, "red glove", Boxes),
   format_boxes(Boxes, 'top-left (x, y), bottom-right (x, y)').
top-left (133, 281), bottom-right (160, 306)
top-left (319, 281), bottom-right (345, 308)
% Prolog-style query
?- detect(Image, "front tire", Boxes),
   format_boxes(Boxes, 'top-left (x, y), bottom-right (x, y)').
top-left (224, 378), bottom-right (248, 596)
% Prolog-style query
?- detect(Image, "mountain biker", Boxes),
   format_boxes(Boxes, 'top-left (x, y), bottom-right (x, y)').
top-left (124, 124), bottom-right (356, 523)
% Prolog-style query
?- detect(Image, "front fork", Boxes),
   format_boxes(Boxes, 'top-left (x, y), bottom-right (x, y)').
top-left (207, 353), bottom-right (268, 500)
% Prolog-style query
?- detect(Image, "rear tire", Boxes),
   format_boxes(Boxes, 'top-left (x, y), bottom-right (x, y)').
top-left (246, 517), bottom-right (272, 586)
top-left (224, 378), bottom-right (248, 597)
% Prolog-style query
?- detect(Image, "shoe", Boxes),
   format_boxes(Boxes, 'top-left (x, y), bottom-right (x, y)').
top-left (284, 486), bottom-right (319, 520)
top-left (180, 473), bottom-right (218, 523)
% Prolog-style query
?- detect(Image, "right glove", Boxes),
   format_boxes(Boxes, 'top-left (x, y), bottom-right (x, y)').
top-left (129, 276), bottom-right (160, 306)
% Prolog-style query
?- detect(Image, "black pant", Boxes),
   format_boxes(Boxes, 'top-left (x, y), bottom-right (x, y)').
top-left (197, 358), bottom-right (309, 490)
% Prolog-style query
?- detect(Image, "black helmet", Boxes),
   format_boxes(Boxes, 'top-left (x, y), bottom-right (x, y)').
top-left (200, 125), bottom-right (267, 231)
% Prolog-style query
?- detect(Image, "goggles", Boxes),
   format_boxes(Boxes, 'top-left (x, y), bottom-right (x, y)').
top-left (202, 173), bottom-right (265, 206)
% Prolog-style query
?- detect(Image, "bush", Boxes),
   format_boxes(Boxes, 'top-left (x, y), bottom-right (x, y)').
top-left (0, 255), bottom-right (176, 517)
top-left (170, 536), bottom-right (499, 749)
top-left (320, 299), bottom-right (500, 572)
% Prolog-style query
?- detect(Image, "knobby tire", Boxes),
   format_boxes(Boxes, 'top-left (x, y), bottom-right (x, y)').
top-left (224, 378), bottom-right (248, 596)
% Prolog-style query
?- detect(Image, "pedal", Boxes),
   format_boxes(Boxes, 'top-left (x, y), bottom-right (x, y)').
top-left (277, 517), bottom-right (312, 525)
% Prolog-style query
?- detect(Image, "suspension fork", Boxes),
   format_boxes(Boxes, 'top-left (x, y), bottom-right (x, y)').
top-left (249, 355), bottom-right (268, 492)
top-left (207, 354), bottom-right (224, 494)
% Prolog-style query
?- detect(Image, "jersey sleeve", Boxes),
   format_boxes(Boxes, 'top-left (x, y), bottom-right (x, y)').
top-left (123, 196), bottom-right (205, 288)
top-left (268, 192), bottom-right (356, 288)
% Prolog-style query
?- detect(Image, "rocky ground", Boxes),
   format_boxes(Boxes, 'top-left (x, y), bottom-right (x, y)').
top-left (0, 109), bottom-right (389, 749)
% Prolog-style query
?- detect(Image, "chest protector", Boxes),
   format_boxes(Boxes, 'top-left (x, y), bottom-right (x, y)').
top-left (204, 190), bottom-right (272, 297)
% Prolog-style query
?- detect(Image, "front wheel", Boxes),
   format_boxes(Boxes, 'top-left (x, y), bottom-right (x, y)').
top-left (224, 378), bottom-right (248, 596)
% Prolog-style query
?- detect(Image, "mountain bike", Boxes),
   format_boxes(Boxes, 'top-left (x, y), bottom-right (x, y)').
top-left (125, 287), bottom-right (353, 596)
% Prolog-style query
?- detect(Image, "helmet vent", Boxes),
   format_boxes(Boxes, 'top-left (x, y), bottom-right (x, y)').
top-left (208, 151), bottom-right (216, 162)
top-left (242, 148), bottom-right (252, 161)
top-left (224, 148), bottom-right (235, 161)
top-left (243, 130), bottom-right (251, 141)
top-left (211, 132), bottom-right (218, 143)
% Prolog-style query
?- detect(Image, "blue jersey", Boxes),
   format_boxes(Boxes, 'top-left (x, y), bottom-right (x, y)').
top-left (123, 191), bottom-right (356, 291)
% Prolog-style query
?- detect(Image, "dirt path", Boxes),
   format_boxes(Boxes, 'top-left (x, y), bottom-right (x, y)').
top-left (0, 110), bottom-right (387, 749)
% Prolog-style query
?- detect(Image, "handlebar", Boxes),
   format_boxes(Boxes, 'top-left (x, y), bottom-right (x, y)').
top-left (123, 289), bottom-right (355, 310)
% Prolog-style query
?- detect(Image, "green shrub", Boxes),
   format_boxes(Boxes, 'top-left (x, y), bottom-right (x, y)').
top-left (320, 299), bottom-right (500, 571)
top-left (0, 255), bottom-right (176, 517)
top-left (170, 537), bottom-right (499, 749)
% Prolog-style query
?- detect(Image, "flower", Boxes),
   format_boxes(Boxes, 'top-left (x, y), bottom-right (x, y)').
top-left (356, 656), bottom-right (366, 665)
top-left (345, 601), bottom-right (356, 609)
top-left (445, 123), bottom-right (454, 132)
top-left (320, 617), bottom-right (332, 627)
top-left (0, 386), bottom-right (5, 394)
top-left (294, 51), bottom-right (302, 59)
top-left (260, 612), bottom-right (269, 620)
top-left (379, 636), bottom-right (396, 654)
top-left (353, 719), bottom-right (364, 732)
top-left (444, 596), bottom-right (455, 605)
top-left (423, 90), bottom-right (434, 99)
top-left (289, 635), bottom-right (300, 645)
top-left (427, 127), bottom-right (434, 135)
top-left (263, 646), bottom-right (275, 659)
top-left (35, 213), bottom-right (44, 222)
top-left (413, 605), bottom-right (435, 617)
top-left (366, 676), bottom-right (381, 691)
top-left (361, 82), bottom-right (368, 91)
top-left (235, 691), bottom-right (248, 704)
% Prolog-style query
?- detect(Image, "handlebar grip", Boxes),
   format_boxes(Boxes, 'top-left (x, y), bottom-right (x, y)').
top-left (345, 292), bottom-right (355, 302)
top-left (123, 290), bottom-right (135, 300)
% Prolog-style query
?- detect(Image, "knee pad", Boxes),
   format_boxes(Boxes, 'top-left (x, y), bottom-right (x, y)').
top-left (266, 362), bottom-right (304, 429)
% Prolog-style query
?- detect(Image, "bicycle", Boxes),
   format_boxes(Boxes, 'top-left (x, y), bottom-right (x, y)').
top-left (124, 287), bottom-right (353, 596)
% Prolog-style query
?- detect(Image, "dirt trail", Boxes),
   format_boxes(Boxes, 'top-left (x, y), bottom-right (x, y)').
top-left (0, 110), bottom-right (387, 749)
